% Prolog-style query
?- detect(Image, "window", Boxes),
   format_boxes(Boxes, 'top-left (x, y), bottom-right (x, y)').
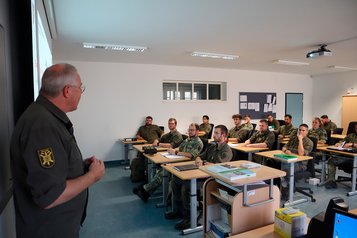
top-left (163, 81), bottom-right (226, 101)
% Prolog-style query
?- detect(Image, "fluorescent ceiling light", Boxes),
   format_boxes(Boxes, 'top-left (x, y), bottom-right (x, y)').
top-left (273, 60), bottom-right (310, 66)
top-left (83, 42), bottom-right (147, 52)
top-left (328, 65), bottom-right (357, 71)
top-left (191, 51), bottom-right (239, 60)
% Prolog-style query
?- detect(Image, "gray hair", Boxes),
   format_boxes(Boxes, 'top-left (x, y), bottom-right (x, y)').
top-left (39, 63), bottom-right (78, 97)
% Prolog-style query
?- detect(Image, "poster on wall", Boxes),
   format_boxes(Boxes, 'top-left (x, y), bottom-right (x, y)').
top-left (239, 92), bottom-right (277, 119)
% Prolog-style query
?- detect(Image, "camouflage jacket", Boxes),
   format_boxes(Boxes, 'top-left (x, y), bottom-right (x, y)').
top-left (249, 130), bottom-right (275, 149)
top-left (160, 130), bottom-right (183, 148)
top-left (283, 135), bottom-right (313, 155)
top-left (178, 136), bottom-right (203, 159)
top-left (200, 142), bottom-right (233, 164)
top-left (308, 128), bottom-right (327, 143)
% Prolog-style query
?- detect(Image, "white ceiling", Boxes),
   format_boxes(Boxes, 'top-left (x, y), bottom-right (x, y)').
top-left (51, 0), bottom-right (357, 76)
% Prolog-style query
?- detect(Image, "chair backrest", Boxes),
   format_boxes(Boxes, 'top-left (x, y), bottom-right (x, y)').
top-left (251, 123), bottom-right (257, 131)
top-left (207, 123), bottom-right (214, 139)
top-left (333, 128), bottom-right (343, 135)
top-left (271, 131), bottom-right (279, 150)
top-left (278, 120), bottom-right (285, 126)
top-left (308, 136), bottom-right (318, 153)
top-left (159, 126), bottom-right (165, 134)
top-left (182, 134), bottom-right (188, 140)
top-left (246, 129), bottom-right (256, 141)
top-left (347, 122), bottom-right (357, 135)
top-left (200, 138), bottom-right (209, 153)
top-left (325, 129), bottom-right (332, 145)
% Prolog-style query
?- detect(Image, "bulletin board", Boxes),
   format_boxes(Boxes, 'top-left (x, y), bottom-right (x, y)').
top-left (239, 92), bottom-right (277, 119)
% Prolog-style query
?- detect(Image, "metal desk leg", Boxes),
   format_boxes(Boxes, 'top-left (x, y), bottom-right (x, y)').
top-left (318, 153), bottom-right (327, 185)
top-left (347, 155), bottom-right (357, 196)
top-left (157, 169), bottom-right (168, 208)
top-left (284, 162), bottom-right (308, 207)
top-left (123, 144), bottom-right (131, 169)
top-left (248, 152), bottom-right (252, 161)
top-left (182, 178), bottom-right (203, 235)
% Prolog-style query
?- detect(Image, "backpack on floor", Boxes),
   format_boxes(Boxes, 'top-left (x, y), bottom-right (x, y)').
top-left (130, 157), bottom-right (146, 182)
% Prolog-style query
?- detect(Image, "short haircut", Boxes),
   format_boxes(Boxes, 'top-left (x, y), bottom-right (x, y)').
top-left (146, 116), bottom-right (153, 120)
top-left (232, 114), bottom-right (242, 120)
top-left (168, 118), bottom-right (177, 125)
top-left (267, 113), bottom-right (273, 117)
top-left (215, 125), bottom-right (228, 136)
top-left (39, 63), bottom-right (78, 97)
top-left (321, 115), bottom-right (328, 119)
top-left (190, 123), bottom-right (200, 131)
top-left (299, 123), bottom-right (309, 129)
top-left (203, 115), bottom-right (209, 120)
top-left (284, 114), bottom-right (292, 119)
top-left (244, 114), bottom-right (251, 118)
top-left (259, 119), bottom-right (268, 125)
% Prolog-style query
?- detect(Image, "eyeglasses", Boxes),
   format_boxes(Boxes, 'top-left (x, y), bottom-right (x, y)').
top-left (68, 84), bottom-right (86, 93)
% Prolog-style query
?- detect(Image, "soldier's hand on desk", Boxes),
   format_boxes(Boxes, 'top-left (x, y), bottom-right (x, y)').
top-left (88, 157), bottom-right (105, 182)
top-left (278, 134), bottom-right (284, 139)
top-left (152, 139), bottom-right (159, 146)
top-left (195, 157), bottom-right (204, 167)
top-left (284, 150), bottom-right (292, 155)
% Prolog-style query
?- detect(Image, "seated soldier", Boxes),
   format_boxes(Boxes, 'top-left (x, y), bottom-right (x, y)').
top-left (242, 114), bottom-right (254, 130)
top-left (227, 114), bottom-right (249, 143)
top-left (277, 114), bottom-right (296, 139)
top-left (136, 116), bottom-right (163, 143)
top-left (168, 125), bottom-right (233, 230)
top-left (267, 113), bottom-right (280, 130)
top-left (199, 115), bottom-right (212, 139)
top-left (320, 115), bottom-right (337, 132)
top-left (242, 119), bottom-right (275, 149)
top-left (279, 124), bottom-right (313, 199)
top-left (133, 118), bottom-right (183, 201)
top-left (325, 123), bottom-right (357, 189)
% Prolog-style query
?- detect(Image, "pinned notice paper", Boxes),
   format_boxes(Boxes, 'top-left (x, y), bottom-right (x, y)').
top-left (267, 95), bottom-right (272, 103)
top-left (240, 95), bottom-right (247, 102)
top-left (248, 103), bottom-right (255, 110)
top-left (272, 96), bottom-right (276, 104)
top-left (240, 103), bottom-right (247, 109)
top-left (264, 104), bottom-right (268, 112)
top-left (255, 103), bottom-right (260, 111)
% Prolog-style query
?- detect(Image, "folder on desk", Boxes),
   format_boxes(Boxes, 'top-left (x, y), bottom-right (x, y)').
top-left (273, 154), bottom-right (298, 161)
top-left (173, 164), bottom-right (198, 171)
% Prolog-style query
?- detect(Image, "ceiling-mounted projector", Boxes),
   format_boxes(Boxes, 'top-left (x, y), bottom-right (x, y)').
top-left (306, 44), bottom-right (332, 58)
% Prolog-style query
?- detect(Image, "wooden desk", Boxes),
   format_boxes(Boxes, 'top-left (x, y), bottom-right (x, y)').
top-left (229, 143), bottom-right (270, 161)
top-left (256, 150), bottom-right (312, 206)
top-left (120, 139), bottom-right (147, 165)
top-left (331, 134), bottom-right (346, 140)
top-left (318, 147), bottom-right (357, 196)
top-left (200, 161), bottom-right (286, 236)
top-left (230, 208), bottom-right (357, 238)
top-left (162, 161), bottom-right (209, 235)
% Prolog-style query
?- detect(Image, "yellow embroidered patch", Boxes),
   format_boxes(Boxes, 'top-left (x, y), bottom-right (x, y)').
top-left (37, 148), bottom-right (55, 168)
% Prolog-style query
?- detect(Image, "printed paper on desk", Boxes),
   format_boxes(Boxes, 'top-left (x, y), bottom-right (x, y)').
top-left (161, 152), bottom-right (186, 159)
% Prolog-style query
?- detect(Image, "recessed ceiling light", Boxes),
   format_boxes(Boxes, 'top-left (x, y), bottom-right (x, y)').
top-left (328, 65), bottom-right (357, 71)
top-left (191, 51), bottom-right (239, 60)
top-left (273, 60), bottom-right (310, 66)
top-left (83, 42), bottom-right (147, 52)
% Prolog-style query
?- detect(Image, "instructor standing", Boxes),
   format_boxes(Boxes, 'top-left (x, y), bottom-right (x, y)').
top-left (10, 63), bottom-right (105, 238)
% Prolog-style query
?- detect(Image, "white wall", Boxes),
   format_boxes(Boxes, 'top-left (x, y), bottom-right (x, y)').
top-left (312, 71), bottom-right (357, 127)
top-left (61, 61), bottom-right (313, 161)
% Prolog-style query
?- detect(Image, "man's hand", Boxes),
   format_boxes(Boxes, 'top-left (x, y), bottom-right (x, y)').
top-left (88, 157), bottom-right (105, 182)
top-left (195, 157), bottom-right (203, 167)
top-left (168, 148), bottom-right (176, 155)
top-left (152, 139), bottom-right (159, 146)
top-left (298, 134), bottom-right (303, 141)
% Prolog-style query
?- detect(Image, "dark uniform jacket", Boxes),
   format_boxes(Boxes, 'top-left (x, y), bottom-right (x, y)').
top-left (249, 130), bottom-right (276, 149)
top-left (268, 119), bottom-right (280, 130)
top-left (10, 95), bottom-right (87, 238)
top-left (228, 125), bottom-right (250, 142)
top-left (200, 142), bottom-right (233, 164)
top-left (137, 124), bottom-right (162, 143)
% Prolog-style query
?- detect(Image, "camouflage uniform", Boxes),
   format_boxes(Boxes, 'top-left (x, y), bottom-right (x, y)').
top-left (323, 121), bottom-right (337, 132)
top-left (143, 130), bottom-right (183, 194)
top-left (200, 142), bottom-right (233, 163)
top-left (268, 119), bottom-right (280, 130)
top-left (249, 130), bottom-right (276, 149)
top-left (277, 124), bottom-right (296, 137)
top-left (308, 128), bottom-right (327, 144)
top-left (178, 136), bottom-right (204, 159)
top-left (199, 123), bottom-right (212, 139)
top-left (242, 122), bottom-right (254, 131)
top-left (137, 124), bottom-right (163, 143)
top-left (327, 133), bottom-right (357, 181)
top-left (228, 125), bottom-right (250, 142)
top-left (283, 135), bottom-right (313, 156)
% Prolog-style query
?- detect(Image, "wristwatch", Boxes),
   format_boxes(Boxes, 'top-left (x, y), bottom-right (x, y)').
top-left (175, 150), bottom-right (178, 155)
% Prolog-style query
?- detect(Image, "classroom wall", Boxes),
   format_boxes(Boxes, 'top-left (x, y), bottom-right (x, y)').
top-left (312, 71), bottom-right (357, 127)
top-left (62, 61), bottom-right (313, 161)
